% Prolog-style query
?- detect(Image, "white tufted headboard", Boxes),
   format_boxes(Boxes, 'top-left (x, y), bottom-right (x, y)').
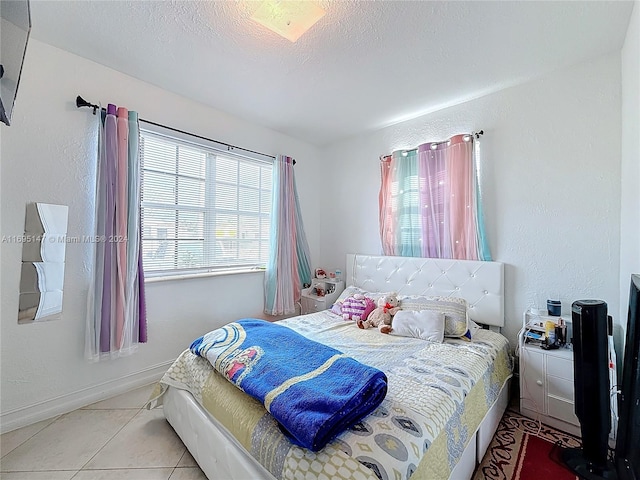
top-left (346, 254), bottom-right (505, 327)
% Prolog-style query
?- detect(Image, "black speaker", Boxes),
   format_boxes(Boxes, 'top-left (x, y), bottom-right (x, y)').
top-left (563, 300), bottom-right (617, 479)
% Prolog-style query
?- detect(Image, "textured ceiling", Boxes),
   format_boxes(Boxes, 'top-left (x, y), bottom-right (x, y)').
top-left (29, 1), bottom-right (635, 146)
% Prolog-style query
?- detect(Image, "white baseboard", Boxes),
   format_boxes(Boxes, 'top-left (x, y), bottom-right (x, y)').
top-left (0, 360), bottom-right (173, 434)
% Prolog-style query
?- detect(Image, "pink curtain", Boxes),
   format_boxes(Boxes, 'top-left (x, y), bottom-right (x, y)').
top-left (380, 134), bottom-right (491, 261)
top-left (264, 155), bottom-right (312, 316)
top-left (379, 156), bottom-right (397, 255)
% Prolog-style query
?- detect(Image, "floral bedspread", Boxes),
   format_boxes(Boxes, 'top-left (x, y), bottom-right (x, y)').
top-left (150, 311), bottom-right (512, 480)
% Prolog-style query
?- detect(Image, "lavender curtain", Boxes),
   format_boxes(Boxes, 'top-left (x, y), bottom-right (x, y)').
top-left (86, 104), bottom-right (147, 361)
top-left (380, 134), bottom-right (491, 261)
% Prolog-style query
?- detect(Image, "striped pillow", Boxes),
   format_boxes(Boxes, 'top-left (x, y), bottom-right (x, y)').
top-left (340, 296), bottom-right (376, 320)
top-left (399, 296), bottom-right (469, 338)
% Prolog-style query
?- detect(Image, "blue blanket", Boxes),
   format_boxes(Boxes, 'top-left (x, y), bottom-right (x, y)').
top-left (190, 319), bottom-right (387, 451)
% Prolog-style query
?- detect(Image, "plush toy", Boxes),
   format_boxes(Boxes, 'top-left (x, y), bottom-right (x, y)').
top-left (358, 293), bottom-right (400, 334)
top-left (332, 294), bottom-right (376, 322)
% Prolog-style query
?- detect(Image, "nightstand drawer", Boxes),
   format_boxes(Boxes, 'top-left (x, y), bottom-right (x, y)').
top-left (301, 296), bottom-right (326, 314)
top-left (312, 298), bottom-right (327, 310)
top-left (547, 376), bottom-right (574, 401)
top-left (302, 280), bottom-right (344, 314)
top-left (546, 357), bottom-right (574, 381)
top-left (548, 395), bottom-right (579, 426)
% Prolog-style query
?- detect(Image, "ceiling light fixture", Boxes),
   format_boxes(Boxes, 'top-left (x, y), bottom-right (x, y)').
top-left (250, 1), bottom-right (325, 42)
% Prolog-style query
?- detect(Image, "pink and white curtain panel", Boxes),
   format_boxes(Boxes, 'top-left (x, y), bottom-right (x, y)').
top-left (379, 133), bottom-right (491, 261)
top-left (86, 104), bottom-right (147, 361)
top-left (264, 155), bottom-right (312, 316)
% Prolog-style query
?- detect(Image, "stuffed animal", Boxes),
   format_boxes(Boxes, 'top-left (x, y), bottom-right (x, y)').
top-left (358, 293), bottom-right (400, 334)
top-left (332, 294), bottom-right (376, 321)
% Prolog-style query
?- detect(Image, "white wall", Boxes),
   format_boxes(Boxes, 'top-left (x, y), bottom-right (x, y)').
top-left (0, 39), bottom-right (321, 432)
top-left (318, 53), bottom-right (622, 349)
top-left (620, 3), bottom-right (640, 332)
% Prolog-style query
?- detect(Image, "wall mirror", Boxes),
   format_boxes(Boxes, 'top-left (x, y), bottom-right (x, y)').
top-left (18, 203), bottom-right (68, 324)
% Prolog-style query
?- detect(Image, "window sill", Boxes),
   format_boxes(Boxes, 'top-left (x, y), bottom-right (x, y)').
top-left (145, 268), bottom-right (265, 284)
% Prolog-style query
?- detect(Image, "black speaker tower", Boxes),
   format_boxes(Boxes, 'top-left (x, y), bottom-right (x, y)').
top-left (563, 300), bottom-right (617, 479)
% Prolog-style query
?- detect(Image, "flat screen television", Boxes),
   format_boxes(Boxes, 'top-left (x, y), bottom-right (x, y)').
top-left (616, 273), bottom-right (640, 480)
top-left (0, 0), bottom-right (31, 126)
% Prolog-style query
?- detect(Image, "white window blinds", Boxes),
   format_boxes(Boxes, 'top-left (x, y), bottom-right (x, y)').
top-left (140, 129), bottom-right (272, 276)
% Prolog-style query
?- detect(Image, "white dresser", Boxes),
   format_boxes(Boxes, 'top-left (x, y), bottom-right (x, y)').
top-left (519, 343), bottom-right (580, 436)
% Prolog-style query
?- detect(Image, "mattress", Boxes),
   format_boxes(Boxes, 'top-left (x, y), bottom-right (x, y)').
top-left (150, 310), bottom-right (512, 480)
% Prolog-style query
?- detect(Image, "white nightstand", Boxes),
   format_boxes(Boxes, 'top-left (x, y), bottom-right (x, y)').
top-left (301, 279), bottom-right (344, 315)
top-left (519, 342), bottom-right (580, 436)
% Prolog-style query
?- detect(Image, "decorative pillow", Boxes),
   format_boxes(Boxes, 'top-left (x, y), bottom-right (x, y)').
top-left (330, 302), bottom-right (343, 316)
top-left (335, 286), bottom-right (393, 305)
top-left (331, 288), bottom-right (371, 317)
top-left (468, 319), bottom-right (482, 337)
top-left (390, 310), bottom-right (445, 342)
top-left (335, 286), bottom-right (366, 304)
top-left (452, 320), bottom-right (482, 342)
top-left (399, 295), bottom-right (469, 338)
top-left (339, 295), bottom-right (376, 321)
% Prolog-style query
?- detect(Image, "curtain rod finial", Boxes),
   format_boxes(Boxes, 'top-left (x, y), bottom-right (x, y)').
top-left (76, 95), bottom-right (98, 115)
top-left (76, 95), bottom-right (89, 108)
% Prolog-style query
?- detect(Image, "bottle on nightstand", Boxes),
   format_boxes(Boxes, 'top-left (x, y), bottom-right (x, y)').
top-left (521, 309), bottom-right (573, 349)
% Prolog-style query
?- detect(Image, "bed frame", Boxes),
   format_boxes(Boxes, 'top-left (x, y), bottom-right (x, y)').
top-left (345, 254), bottom-right (504, 328)
top-left (163, 254), bottom-right (510, 480)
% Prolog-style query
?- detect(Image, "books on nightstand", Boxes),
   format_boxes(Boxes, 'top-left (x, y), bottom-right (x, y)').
top-left (523, 312), bottom-right (571, 349)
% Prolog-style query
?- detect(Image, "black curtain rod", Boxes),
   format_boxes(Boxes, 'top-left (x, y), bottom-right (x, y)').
top-left (75, 95), bottom-right (286, 163)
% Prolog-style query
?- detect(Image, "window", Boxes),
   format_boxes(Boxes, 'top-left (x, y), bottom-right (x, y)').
top-left (140, 129), bottom-right (272, 276)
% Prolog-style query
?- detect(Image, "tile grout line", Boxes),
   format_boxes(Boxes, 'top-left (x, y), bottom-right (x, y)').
top-left (176, 448), bottom-right (189, 467)
top-left (1, 408), bottom-right (137, 477)
top-left (70, 466), bottom-right (177, 479)
top-left (0, 415), bottom-right (61, 460)
top-left (1, 386), bottom-right (194, 478)
top-left (75, 406), bottom-right (144, 472)
top-left (168, 446), bottom-right (191, 479)
top-left (1, 386), bottom-right (151, 467)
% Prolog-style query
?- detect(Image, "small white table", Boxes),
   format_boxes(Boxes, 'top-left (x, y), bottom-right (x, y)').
top-left (301, 279), bottom-right (344, 314)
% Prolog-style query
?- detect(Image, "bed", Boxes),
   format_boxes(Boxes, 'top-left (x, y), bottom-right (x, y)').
top-left (149, 254), bottom-right (512, 480)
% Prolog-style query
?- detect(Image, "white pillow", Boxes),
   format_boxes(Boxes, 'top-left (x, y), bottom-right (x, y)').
top-left (398, 295), bottom-right (469, 338)
top-left (390, 310), bottom-right (446, 342)
top-left (335, 286), bottom-right (393, 304)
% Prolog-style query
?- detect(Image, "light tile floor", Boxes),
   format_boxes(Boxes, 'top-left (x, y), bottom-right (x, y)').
top-left (0, 384), bottom-right (207, 480)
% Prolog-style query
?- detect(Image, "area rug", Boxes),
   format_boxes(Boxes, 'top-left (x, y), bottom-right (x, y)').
top-left (472, 410), bottom-right (581, 480)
